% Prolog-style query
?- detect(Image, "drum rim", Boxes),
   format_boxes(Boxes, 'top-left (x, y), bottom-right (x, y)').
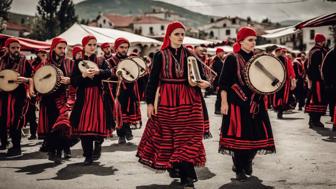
top-left (130, 57), bottom-right (147, 77)
top-left (244, 54), bottom-right (287, 95)
top-left (78, 60), bottom-right (99, 73)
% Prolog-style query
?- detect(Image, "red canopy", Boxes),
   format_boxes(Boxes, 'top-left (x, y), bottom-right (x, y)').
top-left (295, 12), bottom-right (336, 29)
top-left (0, 34), bottom-right (50, 51)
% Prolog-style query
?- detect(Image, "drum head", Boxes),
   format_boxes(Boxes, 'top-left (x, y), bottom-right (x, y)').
top-left (131, 57), bottom-right (146, 77)
top-left (117, 59), bottom-right (139, 82)
top-left (33, 65), bottom-right (58, 94)
top-left (246, 55), bottom-right (286, 95)
top-left (0, 69), bottom-right (19, 92)
top-left (78, 60), bottom-right (99, 73)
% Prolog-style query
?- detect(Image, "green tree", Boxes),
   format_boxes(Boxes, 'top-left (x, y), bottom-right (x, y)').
top-left (30, 0), bottom-right (77, 40)
top-left (0, 0), bottom-right (13, 32)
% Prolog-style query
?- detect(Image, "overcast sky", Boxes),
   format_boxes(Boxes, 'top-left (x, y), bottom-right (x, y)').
top-left (10, 0), bottom-right (336, 22)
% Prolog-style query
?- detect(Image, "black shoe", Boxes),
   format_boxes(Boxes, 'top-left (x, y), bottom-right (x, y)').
top-left (48, 151), bottom-right (56, 161)
top-left (235, 172), bottom-right (248, 181)
top-left (232, 165), bottom-right (236, 173)
top-left (118, 136), bottom-right (126, 144)
top-left (125, 131), bottom-right (134, 141)
top-left (39, 142), bottom-right (48, 152)
top-left (28, 135), bottom-right (37, 140)
top-left (181, 177), bottom-right (195, 189)
top-left (214, 110), bottom-right (221, 115)
top-left (83, 157), bottom-right (93, 165)
top-left (6, 148), bottom-right (22, 158)
top-left (277, 112), bottom-right (283, 119)
top-left (203, 132), bottom-right (213, 139)
top-left (93, 143), bottom-right (102, 161)
top-left (298, 107), bottom-right (303, 111)
top-left (245, 162), bottom-right (253, 175)
top-left (63, 149), bottom-right (72, 159)
top-left (54, 151), bottom-right (62, 164)
top-left (168, 168), bottom-right (180, 178)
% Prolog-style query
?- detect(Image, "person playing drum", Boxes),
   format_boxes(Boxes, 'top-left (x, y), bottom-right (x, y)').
top-left (0, 37), bottom-right (34, 157)
top-left (110, 37), bottom-right (141, 144)
top-left (36, 37), bottom-right (75, 163)
top-left (218, 27), bottom-right (276, 181)
top-left (70, 35), bottom-right (115, 165)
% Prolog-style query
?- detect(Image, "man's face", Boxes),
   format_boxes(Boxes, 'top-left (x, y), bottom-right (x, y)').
top-left (54, 42), bottom-right (67, 57)
top-left (195, 47), bottom-right (206, 58)
top-left (116, 43), bottom-right (129, 57)
top-left (102, 47), bottom-right (111, 56)
top-left (8, 42), bottom-right (21, 58)
top-left (37, 52), bottom-right (47, 61)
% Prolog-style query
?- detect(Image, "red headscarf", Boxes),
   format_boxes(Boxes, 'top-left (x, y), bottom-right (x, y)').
top-left (233, 27), bottom-right (257, 53)
top-left (216, 48), bottom-right (224, 54)
top-left (114, 37), bottom-right (130, 50)
top-left (101, 42), bottom-right (110, 49)
top-left (161, 21), bottom-right (185, 50)
top-left (72, 46), bottom-right (83, 58)
top-left (314, 33), bottom-right (326, 43)
top-left (82, 35), bottom-right (97, 47)
top-left (4, 37), bottom-right (20, 47)
top-left (50, 37), bottom-right (67, 59)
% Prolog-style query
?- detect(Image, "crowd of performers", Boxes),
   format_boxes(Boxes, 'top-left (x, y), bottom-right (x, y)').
top-left (0, 20), bottom-right (335, 188)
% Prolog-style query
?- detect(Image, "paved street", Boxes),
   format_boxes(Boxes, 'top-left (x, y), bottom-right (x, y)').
top-left (0, 95), bottom-right (335, 189)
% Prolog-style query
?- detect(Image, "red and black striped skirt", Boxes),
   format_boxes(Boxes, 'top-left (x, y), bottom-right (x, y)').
top-left (305, 80), bottom-right (327, 114)
top-left (137, 81), bottom-right (206, 170)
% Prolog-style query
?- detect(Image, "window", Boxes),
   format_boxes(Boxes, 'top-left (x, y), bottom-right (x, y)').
top-left (226, 29), bottom-right (230, 35)
top-left (161, 25), bottom-right (165, 30)
top-left (103, 19), bottom-right (106, 24)
top-left (149, 27), bottom-right (154, 35)
top-left (223, 23), bottom-right (227, 27)
top-left (310, 30), bottom-right (315, 40)
top-left (232, 18), bottom-right (236, 24)
top-left (210, 31), bottom-right (214, 38)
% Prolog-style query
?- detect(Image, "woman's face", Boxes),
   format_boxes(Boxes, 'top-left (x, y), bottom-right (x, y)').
top-left (169, 28), bottom-right (185, 47)
top-left (240, 36), bottom-right (256, 52)
top-left (84, 39), bottom-right (97, 55)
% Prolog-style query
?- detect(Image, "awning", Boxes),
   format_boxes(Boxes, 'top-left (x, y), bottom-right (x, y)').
top-left (0, 34), bottom-right (50, 51)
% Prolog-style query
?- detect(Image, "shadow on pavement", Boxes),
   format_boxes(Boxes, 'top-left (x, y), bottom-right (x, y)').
top-left (39, 162), bottom-right (118, 180)
top-left (136, 180), bottom-right (183, 189)
top-left (219, 176), bottom-right (274, 189)
top-left (279, 117), bottom-right (304, 120)
top-left (2, 162), bottom-right (58, 175)
top-left (310, 127), bottom-right (336, 142)
top-left (196, 166), bottom-right (216, 180)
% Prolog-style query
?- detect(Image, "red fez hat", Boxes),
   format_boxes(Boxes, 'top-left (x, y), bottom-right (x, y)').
top-left (4, 37), bottom-right (20, 47)
top-left (50, 37), bottom-right (67, 58)
top-left (185, 45), bottom-right (193, 50)
top-left (82, 35), bottom-right (97, 47)
top-left (233, 27), bottom-right (256, 53)
top-left (114, 37), bottom-right (130, 50)
top-left (101, 42), bottom-right (111, 49)
top-left (161, 21), bottom-right (185, 50)
top-left (216, 48), bottom-right (224, 54)
top-left (72, 46), bottom-right (83, 57)
top-left (314, 33), bottom-right (326, 43)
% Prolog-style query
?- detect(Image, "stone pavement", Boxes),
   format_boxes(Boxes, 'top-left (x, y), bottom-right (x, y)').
top-left (0, 95), bottom-right (335, 189)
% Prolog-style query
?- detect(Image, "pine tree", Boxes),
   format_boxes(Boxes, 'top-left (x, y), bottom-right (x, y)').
top-left (57, 0), bottom-right (77, 32)
top-left (30, 0), bottom-right (77, 40)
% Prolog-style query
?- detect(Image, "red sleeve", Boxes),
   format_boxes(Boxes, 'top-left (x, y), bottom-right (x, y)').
top-left (286, 57), bottom-right (295, 79)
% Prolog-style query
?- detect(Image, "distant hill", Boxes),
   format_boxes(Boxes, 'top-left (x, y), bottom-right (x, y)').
top-left (279, 20), bottom-right (302, 27)
top-left (75, 0), bottom-right (213, 27)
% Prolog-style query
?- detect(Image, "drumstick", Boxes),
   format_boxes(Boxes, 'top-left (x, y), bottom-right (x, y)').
top-left (255, 61), bottom-right (279, 86)
top-left (102, 80), bottom-right (118, 83)
top-left (39, 73), bottom-right (52, 81)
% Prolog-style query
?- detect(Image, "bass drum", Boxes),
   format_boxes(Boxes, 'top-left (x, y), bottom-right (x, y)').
top-left (244, 54), bottom-right (286, 95)
top-left (116, 59), bottom-right (139, 82)
top-left (33, 65), bottom-right (63, 94)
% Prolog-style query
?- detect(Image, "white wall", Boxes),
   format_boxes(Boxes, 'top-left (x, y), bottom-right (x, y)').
top-left (133, 23), bottom-right (168, 36)
top-left (97, 16), bottom-right (113, 28)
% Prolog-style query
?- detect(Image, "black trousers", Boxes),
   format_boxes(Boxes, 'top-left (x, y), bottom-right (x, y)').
top-left (0, 119), bottom-right (8, 147)
top-left (232, 150), bottom-right (257, 173)
top-left (80, 136), bottom-right (103, 158)
top-left (9, 127), bottom-right (21, 149)
top-left (215, 91), bottom-right (222, 113)
top-left (309, 113), bottom-right (322, 123)
top-left (170, 161), bottom-right (197, 183)
top-left (116, 123), bottom-right (132, 137)
top-left (326, 89), bottom-right (336, 121)
top-left (26, 103), bottom-right (37, 137)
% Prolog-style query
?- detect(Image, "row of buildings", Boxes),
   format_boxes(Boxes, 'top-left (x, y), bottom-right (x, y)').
top-left (2, 8), bottom-right (334, 51)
